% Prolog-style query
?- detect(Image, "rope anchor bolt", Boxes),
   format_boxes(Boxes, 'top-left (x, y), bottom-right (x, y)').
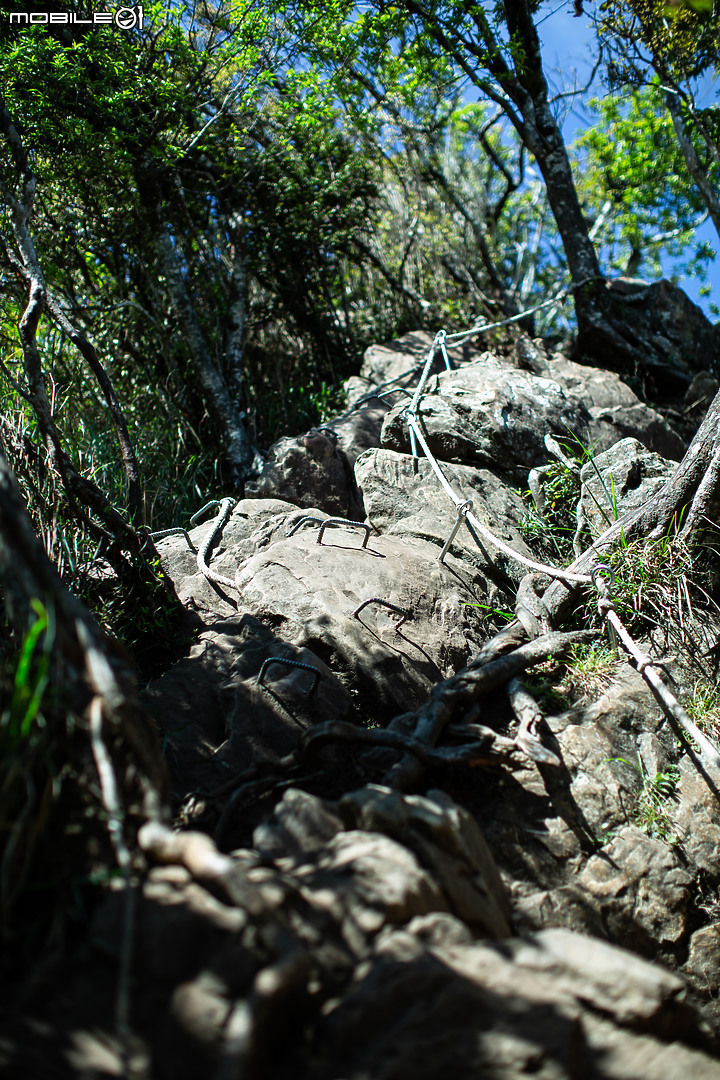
top-left (256, 657), bottom-right (322, 699)
top-left (439, 499), bottom-right (473, 564)
top-left (352, 597), bottom-right (412, 632)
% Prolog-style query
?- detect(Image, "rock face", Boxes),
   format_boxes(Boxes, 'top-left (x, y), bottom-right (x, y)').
top-left (245, 430), bottom-right (365, 519)
top-left (12, 786), bottom-right (720, 1079)
top-left (381, 346), bottom-right (686, 472)
top-left (233, 526), bottom-right (485, 719)
top-left (23, 321), bottom-right (719, 1078)
top-left (355, 447), bottom-right (535, 585)
top-left (246, 331), bottom-right (686, 517)
top-left (596, 277), bottom-right (720, 386)
top-left (578, 437), bottom-right (676, 539)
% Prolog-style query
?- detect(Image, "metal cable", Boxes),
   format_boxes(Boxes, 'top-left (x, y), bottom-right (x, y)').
top-left (197, 497), bottom-right (238, 591)
top-left (442, 276), bottom-right (604, 347)
top-left (404, 413), bottom-right (592, 585)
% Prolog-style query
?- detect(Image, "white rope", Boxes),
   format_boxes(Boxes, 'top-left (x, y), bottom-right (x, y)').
top-left (408, 330), bottom-right (447, 415)
top-left (592, 567), bottom-right (720, 769)
top-left (404, 413), bottom-right (592, 585)
top-left (444, 287), bottom-right (570, 346)
top-left (442, 275), bottom-right (604, 348)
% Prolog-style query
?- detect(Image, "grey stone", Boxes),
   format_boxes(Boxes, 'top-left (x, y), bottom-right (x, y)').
top-left (355, 446), bottom-right (535, 585)
top-left (359, 330), bottom-right (438, 386)
top-left (579, 825), bottom-right (692, 949)
top-left (587, 404), bottom-right (687, 461)
top-left (318, 926), bottom-right (718, 1080)
top-left (673, 755), bottom-right (720, 882)
top-left (143, 613), bottom-right (354, 800)
top-left (380, 349), bottom-right (685, 476)
top-left (381, 355), bottom-right (590, 471)
top-left (578, 437), bottom-right (676, 539)
top-left (605, 276), bottom-right (720, 380)
top-left (154, 498), bottom-right (302, 619)
top-left (233, 529), bottom-right (488, 720)
top-left (245, 430), bottom-right (364, 518)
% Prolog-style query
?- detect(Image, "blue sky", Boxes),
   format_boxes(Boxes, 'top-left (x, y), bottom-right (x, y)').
top-left (538, 2), bottom-right (719, 320)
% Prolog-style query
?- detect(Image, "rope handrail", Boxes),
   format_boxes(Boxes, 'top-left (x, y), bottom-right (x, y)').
top-left (592, 565), bottom-right (720, 768)
top-left (146, 274), bottom-right (720, 794)
top-left (403, 410), bottom-right (592, 585)
top-left (334, 276), bottom-right (606, 420)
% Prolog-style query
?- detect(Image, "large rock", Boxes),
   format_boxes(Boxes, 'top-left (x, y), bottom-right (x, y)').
top-left (245, 330), bottom-right (484, 516)
top-left (233, 526), bottom-right (491, 720)
top-left (143, 613), bottom-right (354, 803)
top-left (579, 825), bottom-right (692, 949)
top-left (318, 926), bottom-right (718, 1080)
top-left (518, 336), bottom-right (687, 459)
top-left (591, 277), bottom-right (720, 387)
top-left (381, 355), bottom-right (591, 471)
top-left (245, 429), bottom-right (365, 519)
top-left (578, 437), bottom-right (676, 539)
top-left (672, 756), bottom-right (720, 883)
top-left (359, 330), bottom-right (443, 388)
top-left (457, 664), bottom-right (698, 957)
top-left (14, 784), bottom-right (719, 1080)
top-left (153, 498), bottom-right (315, 620)
top-left (243, 331), bottom-right (685, 516)
top-left (380, 348), bottom-right (685, 474)
top-left (355, 447), bottom-right (535, 586)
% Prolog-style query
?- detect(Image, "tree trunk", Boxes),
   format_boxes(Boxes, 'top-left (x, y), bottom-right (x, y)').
top-left (398, 0), bottom-right (713, 384)
top-left (152, 222), bottom-right (257, 487)
top-left (501, 1), bottom-right (603, 292)
top-left (542, 386), bottom-right (720, 625)
top-left (665, 91), bottom-right (720, 243)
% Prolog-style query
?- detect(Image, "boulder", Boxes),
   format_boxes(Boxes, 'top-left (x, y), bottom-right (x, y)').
top-left (19, 784), bottom-right (719, 1080)
top-left (380, 348), bottom-right (685, 475)
top-left (233, 526), bottom-right (490, 720)
top-left (245, 430), bottom-right (364, 519)
top-left (519, 337), bottom-right (688, 458)
top-left (586, 404), bottom-right (686, 461)
top-left (153, 499), bottom-right (316, 620)
top-left (578, 437), bottom-right (676, 539)
top-left (597, 277), bottom-right (720, 385)
top-left (143, 613), bottom-right (355, 803)
top-left (381, 355), bottom-right (591, 471)
top-left (355, 446), bottom-right (535, 586)
top-left (319, 927), bottom-right (718, 1080)
top-left (359, 330), bottom-right (440, 387)
top-left (243, 331), bottom-right (685, 516)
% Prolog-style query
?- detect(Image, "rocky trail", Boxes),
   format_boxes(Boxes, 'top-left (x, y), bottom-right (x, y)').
top-left (5, 311), bottom-right (720, 1079)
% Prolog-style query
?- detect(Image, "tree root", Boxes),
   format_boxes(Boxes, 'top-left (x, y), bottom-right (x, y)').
top-left (383, 628), bottom-right (594, 790)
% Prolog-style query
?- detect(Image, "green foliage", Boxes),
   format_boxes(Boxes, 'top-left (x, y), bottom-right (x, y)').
top-left (576, 81), bottom-right (716, 280)
top-left (599, 0), bottom-right (720, 83)
top-left (523, 641), bottom-right (620, 712)
top-left (1, 599), bottom-right (54, 750)
top-left (520, 434), bottom-right (595, 563)
top-left (562, 641), bottom-right (620, 701)
top-left (598, 531), bottom-right (696, 640)
top-left (521, 460), bottom-right (581, 563)
top-left (686, 679), bottom-right (720, 743)
top-left (608, 756), bottom-right (680, 842)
